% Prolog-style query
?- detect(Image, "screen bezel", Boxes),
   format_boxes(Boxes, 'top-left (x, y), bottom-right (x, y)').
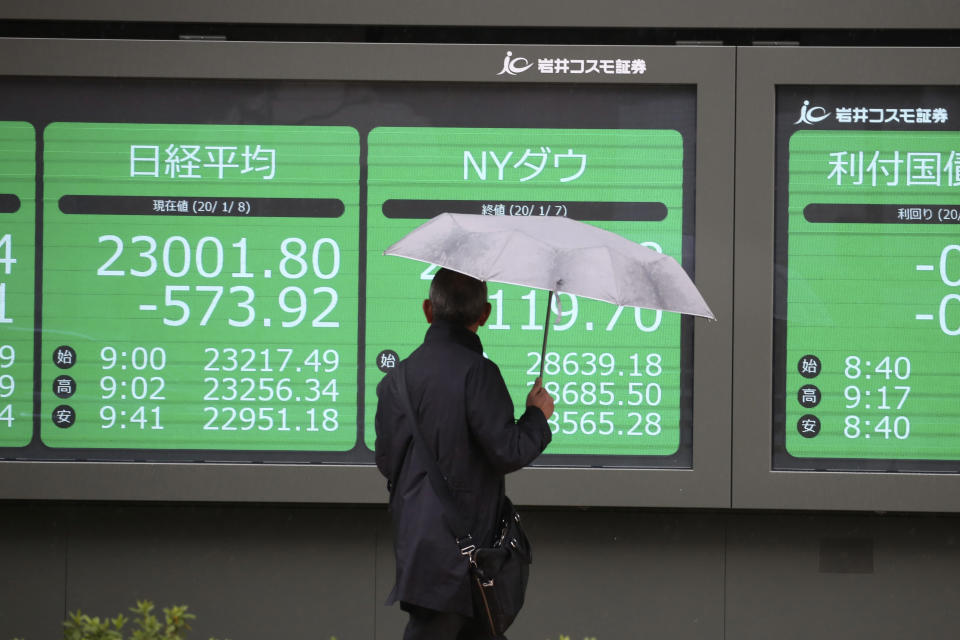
top-left (0, 38), bottom-right (733, 506)
top-left (733, 46), bottom-right (960, 512)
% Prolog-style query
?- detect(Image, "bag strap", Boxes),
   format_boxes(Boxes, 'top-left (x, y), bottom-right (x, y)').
top-left (394, 362), bottom-right (477, 556)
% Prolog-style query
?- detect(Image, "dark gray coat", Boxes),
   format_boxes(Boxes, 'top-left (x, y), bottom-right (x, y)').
top-left (375, 319), bottom-right (551, 616)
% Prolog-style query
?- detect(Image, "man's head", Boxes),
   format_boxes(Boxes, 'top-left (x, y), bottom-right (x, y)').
top-left (423, 268), bottom-right (491, 331)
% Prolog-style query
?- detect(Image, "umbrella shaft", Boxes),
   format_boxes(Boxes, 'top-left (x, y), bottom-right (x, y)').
top-left (539, 290), bottom-right (553, 379)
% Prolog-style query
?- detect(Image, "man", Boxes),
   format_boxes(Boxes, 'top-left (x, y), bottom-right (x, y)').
top-left (375, 268), bottom-right (556, 639)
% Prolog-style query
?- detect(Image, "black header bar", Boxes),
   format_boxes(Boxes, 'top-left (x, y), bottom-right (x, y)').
top-left (382, 199), bottom-right (667, 221)
top-left (59, 195), bottom-right (344, 218)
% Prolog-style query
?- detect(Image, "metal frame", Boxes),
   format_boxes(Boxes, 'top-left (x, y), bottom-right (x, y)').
top-left (1, 0), bottom-right (958, 29)
top-left (733, 46), bottom-right (960, 512)
top-left (0, 39), bottom-right (734, 506)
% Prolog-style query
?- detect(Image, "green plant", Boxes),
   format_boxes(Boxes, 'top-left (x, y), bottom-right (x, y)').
top-left (7, 604), bottom-right (351, 640)
top-left (59, 600), bottom-right (223, 640)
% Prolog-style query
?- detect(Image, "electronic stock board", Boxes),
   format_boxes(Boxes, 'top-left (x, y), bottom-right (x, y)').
top-left (776, 86), bottom-right (960, 472)
top-left (0, 40), bottom-right (732, 505)
top-left (735, 47), bottom-right (960, 512)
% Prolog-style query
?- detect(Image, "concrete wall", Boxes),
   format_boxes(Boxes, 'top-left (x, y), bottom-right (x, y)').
top-left (1, 5), bottom-right (959, 640)
top-left (3, 503), bottom-right (960, 639)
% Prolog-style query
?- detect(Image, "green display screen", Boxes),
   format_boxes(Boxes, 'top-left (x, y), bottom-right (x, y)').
top-left (40, 123), bottom-right (360, 450)
top-left (775, 87), bottom-right (960, 471)
top-left (0, 122), bottom-right (35, 447)
top-left (365, 127), bottom-right (686, 458)
top-left (0, 77), bottom-right (695, 466)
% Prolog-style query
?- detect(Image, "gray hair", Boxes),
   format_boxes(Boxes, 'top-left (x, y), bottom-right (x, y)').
top-left (429, 268), bottom-right (488, 326)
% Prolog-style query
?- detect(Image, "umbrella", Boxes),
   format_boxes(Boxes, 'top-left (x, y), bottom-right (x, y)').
top-left (384, 212), bottom-right (714, 377)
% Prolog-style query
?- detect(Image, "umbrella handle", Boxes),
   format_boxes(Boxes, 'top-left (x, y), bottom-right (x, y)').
top-left (539, 290), bottom-right (553, 380)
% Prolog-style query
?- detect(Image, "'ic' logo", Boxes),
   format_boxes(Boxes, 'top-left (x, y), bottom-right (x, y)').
top-left (794, 100), bottom-right (832, 125)
top-left (498, 51), bottom-right (534, 76)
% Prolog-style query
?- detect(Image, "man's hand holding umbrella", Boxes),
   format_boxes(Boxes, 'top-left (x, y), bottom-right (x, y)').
top-left (526, 376), bottom-right (555, 420)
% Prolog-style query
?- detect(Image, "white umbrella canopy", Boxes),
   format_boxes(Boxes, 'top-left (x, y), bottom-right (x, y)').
top-left (384, 212), bottom-right (715, 318)
top-left (384, 213), bottom-right (714, 376)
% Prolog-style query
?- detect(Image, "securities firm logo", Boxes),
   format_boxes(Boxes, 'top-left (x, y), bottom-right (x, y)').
top-left (498, 51), bottom-right (535, 75)
top-left (794, 99), bottom-right (949, 126)
top-left (497, 50), bottom-right (647, 77)
top-left (795, 100), bottom-right (832, 125)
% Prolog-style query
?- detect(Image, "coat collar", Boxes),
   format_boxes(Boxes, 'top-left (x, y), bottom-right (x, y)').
top-left (424, 318), bottom-right (484, 355)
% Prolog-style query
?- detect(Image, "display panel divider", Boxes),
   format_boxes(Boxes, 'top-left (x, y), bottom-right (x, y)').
top-left (733, 46), bottom-right (960, 513)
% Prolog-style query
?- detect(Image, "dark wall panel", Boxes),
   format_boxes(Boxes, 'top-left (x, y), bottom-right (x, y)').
top-left (514, 510), bottom-right (724, 639)
top-left (0, 505), bottom-right (67, 639)
top-left (61, 505), bottom-right (380, 640)
top-left (725, 512), bottom-right (960, 640)
top-left (1, 0), bottom-right (958, 30)
top-left (4, 503), bottom-right (960, 639)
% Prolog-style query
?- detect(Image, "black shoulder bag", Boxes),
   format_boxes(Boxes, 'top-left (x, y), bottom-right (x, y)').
top-left (395, 363), bottom-right (532, 637)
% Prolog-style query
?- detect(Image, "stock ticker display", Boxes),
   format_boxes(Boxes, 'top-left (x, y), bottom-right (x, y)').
top-left (364, 127), bottom-right (688, 459)
top-left (0, 121), bottom-right (34, 449)
top-left (775, 86), bottom-right (960, 471)
top-left (0, 79), bottom-right (697, 466)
